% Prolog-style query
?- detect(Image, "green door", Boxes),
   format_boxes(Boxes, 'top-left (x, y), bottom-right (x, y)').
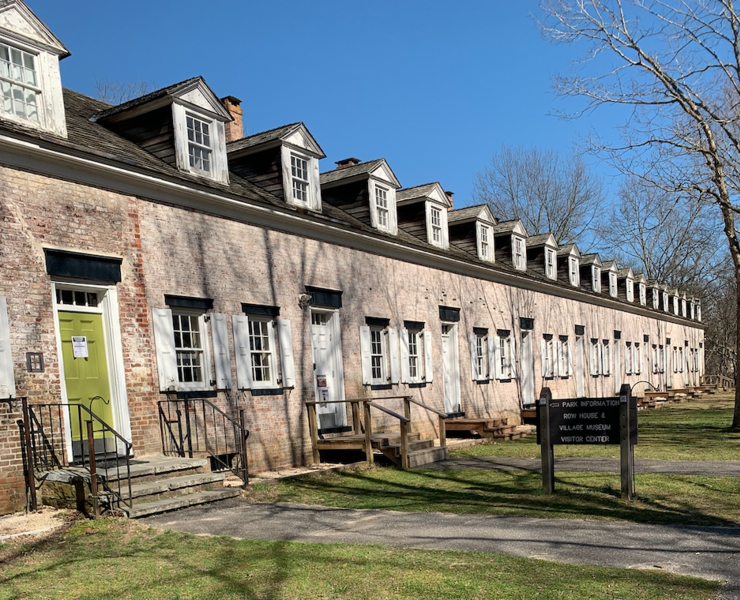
top-left (58, 311), bottom-right (115, 450)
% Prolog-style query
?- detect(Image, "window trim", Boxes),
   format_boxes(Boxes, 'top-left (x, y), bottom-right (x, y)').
top-left (172, 101), bottom-right (229, 184)
top-left (609, 273), bottom-right (618, 298)
top-left (406, 328), bottom-right (424, 383)
top-left (246, 315), bottom-right (279, 389)
top-left (569, 257), bottom-right (580, 287)
top-left (592, 266), bottom-right (601, 293)
top-left (545, 248), bottom-right (556, 280)
top-left (290, 152), bottom-right (311, 206)
top-left (426, 202), bottom-right (449, 250)
top-left (513, 235), bottom-right (526, 271)
top-left (626, 279), bottom-right (634, 302)
top-left (185, 113), bottom-right (212, 175)
top-left (0, 41), bottom-right (41, 124)
top-left (370, 325), bottom-right (388, 384)
top-left (477, 222), bottom-right (493, 262)
top-left (171, 308), bottom-right (213, 392)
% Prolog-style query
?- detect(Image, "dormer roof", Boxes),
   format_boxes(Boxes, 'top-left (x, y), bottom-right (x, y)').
top-left (617, 267), bottom-right (634, 279)
top-left (0, 0), bottom-right (70, 58)
top-left (397, 182), bottom-right (450, 207)
top-left (494, 219), bottom-right (527, 237)
top-left (633, 272), bottom-right (647, 284)
top-left (320, 158), bottom-right (400, 189)
top-left (526, 233), bottom-right (557, 249)
top-left (601, 260), bottom-right (619, 273)
top-left (227, 121), bottom-right (325, 159)
top-left (557, 243), bottom-right (581, 258)
top-left (91, 77), bottom-right (232, 124)
top-left (580, 253), bottom-right (602, 267)
top-left (447, 204), bottom-right (495, 225)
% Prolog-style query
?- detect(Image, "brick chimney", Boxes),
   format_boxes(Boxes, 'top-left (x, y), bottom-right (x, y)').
top-left (445, 191), bottom-right (454, 211)
top-left (335, 157), bottom-right (361, 169)
top-left (221, 95), bottom-right (243, 142)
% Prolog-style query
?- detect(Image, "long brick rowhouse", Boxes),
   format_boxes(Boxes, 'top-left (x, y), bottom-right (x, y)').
top-left (0, 0), bottom-right (705, 514)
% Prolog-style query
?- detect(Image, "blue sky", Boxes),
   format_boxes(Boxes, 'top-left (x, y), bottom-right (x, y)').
top-left (30, 0), bottom-right (623, 208)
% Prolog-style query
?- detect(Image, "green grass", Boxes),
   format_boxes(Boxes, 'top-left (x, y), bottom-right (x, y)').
top-left (0, 519), bottom-right (721, 599)
top-left (248, 468), bottom-right (740, 526)
top-left (452, 396), bottom-right (740, 461)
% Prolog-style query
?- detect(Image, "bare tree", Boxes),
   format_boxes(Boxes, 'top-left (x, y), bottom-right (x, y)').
top-left (540, 0), bottom-right (740, 428)
top-left (95, 77), bottom-right (154, 105)
top-left (472, 144), bottom-right (604, 245)
top-left (596, 176), bottom-right (723, 285)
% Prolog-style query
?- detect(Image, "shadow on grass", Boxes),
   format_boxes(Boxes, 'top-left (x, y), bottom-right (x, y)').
top-left (265, 466), bottom-right (740, 528)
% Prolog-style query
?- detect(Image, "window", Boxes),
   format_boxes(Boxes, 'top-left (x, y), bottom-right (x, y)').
top-left (625, 342), bottom-right (633, 374)
top-left (430, 206), bottom-right (442, 244)
top-left (559, 339), bottom-right (570, 377)
top-left (653, 289), bottom-right (660, 309)
top-left (172, 312), bottom-right (207, 387)
top-left (592, 267), bottom-right (601, 293)
top-left (602, 340), bottom-right (611, 376)
top-left (639, 284), bottom-right (647, 305)
top-left (0, 43), bottom-right (39, 123)
top-left (186, 114), bottom-right (212, 173)
top-left (590, 339), bottom-right (601, 375)
top-left (546, 249), bottom-right (555, 279)
top-left (248, 318), bottom-right (276, 386)
top-left (375, 186), bottom-right (390, 231)
top-left (542, 337), bottom-right (555, 378)
top-left (652, 345), bottom-right (659, 374)
top-left (514, 237), bottom-right (525, 270)
top-left (473, 332), bottom-right (488, 380)
top-left (479, 224), bottom-right (492, 261)
top-left (291, 154), bottom-right (310, 204)
top-left (370, 327), bottom-right (387, 384)
top-left (569, 258), bottom-right (579, 286)
top-left (407, 329), bottom-right (421, 381)
top-left (499, 335), bottom-right (510, 378)
top-left (55, 287), bottom-right (99, 308)
top-left (679, 346), bottom-right (684, 372)
top-left (627, 280), bottom-right (634, 302)
top-left (635, 343), bottom-right (642, 375)
top-left (662, 292), bottom-right (669, 311)
top-left (609, 273), bottom-right (617, 297)
top-left (658, 345), bottom-right (665, 373)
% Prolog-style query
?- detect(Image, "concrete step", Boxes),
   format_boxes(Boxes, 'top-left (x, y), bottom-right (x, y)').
top-left (102, 457), bottom-right (208, 483)
top-left (126, 488), bottom-right (241, 518)
top-left (120, 472), bottom-right (226, 501)
top-left (408, 446), bottom-right (448, 468)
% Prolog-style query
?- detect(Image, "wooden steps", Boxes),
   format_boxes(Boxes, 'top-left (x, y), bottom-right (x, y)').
top-left (445, 417), bottom-right (532, 441)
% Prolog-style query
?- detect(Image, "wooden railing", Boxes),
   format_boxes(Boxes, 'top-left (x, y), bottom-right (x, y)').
top-left (305, 395), bottom-right (447, 470)
top-left (704, 375), bottom-right (735, 390)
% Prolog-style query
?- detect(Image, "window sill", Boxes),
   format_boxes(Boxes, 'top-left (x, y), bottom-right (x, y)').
top-left (370, 383), bottom-right (393, 391)
top-left (174, 390), bottom-right (217, 399)
top-left (497, 378), bottom-right (513, 383)
top-left (250, 387), bottom-right (284, 396)
top-left (408, 382), bottom-right (427, 389)
top-left (475, 379), bottom-right (490, 385)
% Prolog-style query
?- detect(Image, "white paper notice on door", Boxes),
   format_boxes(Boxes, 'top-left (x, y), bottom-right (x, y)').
top-left (72, 336), bottom-right (88, 358)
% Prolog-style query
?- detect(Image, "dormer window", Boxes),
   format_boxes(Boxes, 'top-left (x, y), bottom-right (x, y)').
top-left (609, 273), bottom-right (617, 297)
top-left (662, 292), bottom-right (669, 311)
top-left (0, 43), bottom-right (39, 122)
top-left (479, 223), bottom-right (492, 262)
top-left (546, 249), bottom-right (555, 279)
top-left (513, 237), bottom-right (526, 270)
top-left (375, 186), bottom-right (390, 230)
top-left (569, 258), bottom-right (579, 286)
top-left (430, 207), bottom-right (442, 244)
top-left (639, 284), bottom-right (646, 305)
top-left (652, 289), bottom-right (659, 309)
top-left (291, 153), bottom-right (310, 203)
top-left (186, 114), bottom-right (212, 173)
top-left (626, 280), bottom-right (634, 302)
top-left (592, 267), bottom-right (601, 293)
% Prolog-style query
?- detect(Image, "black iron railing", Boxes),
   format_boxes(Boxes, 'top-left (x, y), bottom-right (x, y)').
top-left (18, 397), bottom-right (133, 514)
top-left (158, 398), bottom-right (249, 485)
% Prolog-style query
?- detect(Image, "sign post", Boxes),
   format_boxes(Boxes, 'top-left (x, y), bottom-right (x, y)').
top-left (619, 383), bottom-right (634, 500)
top-left (538, 387), bottom-right (554, 493)
top-left (537, 387), bottom-right (637, 499)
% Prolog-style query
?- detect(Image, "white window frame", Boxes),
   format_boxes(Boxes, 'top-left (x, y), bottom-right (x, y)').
top-left (559, 339), bottom-right (570, 378)
top-left (602, 340), bottom-right (612, 376)
top-left (472, 331), bottom-right (488, 381)
top-left (246, 316), bottom-right (279, 389)
top-left (374, 186), bottom-right (390, 232)
top-left (426, 202), bottom-right (449, 250)
top-left (171, 309), bottom-right (213, 392)
top-left (370, 326), bottom-right (388, 384)
top-left (546, 249), bottom-right (556, 280)
top-left (639, 283), bottom-right (647, 305)
top-left (542, 337), bottom-right (555, 378)
top-left (592, 267), bottom-right (601, 293)
top-left (635, 343), bottom-right (642, 375)
top-left (406, 328), bottom-right (424, 383)
top-left (513, 236), bottom-right (526, 271)
top-left (478, 222), bottom-right (493, 262)
top-left (0, 42), bottom-right (40, 124)
top-left (659, 345), bottom-right (666, 374)
top-left (662, 292), bottom-right (669, 311)
top-left (569, 258), bottom-right (580, 287)
top-left (609, 273), bottom-right (618, 297)
top-left (185, 113), bottom-right (212, 175)
top-left (625, 342), bottom-right (633, 374)
top-left (626, 279), bottom-right (634, 302)
top-left (652, 288), bottom-right (660, 309)
top-left (290, 152), bottom-right (311, 205)
top-left (590, 339), bottom-right (601, 376)
top-left (172, 102), bottom-right (229, 184)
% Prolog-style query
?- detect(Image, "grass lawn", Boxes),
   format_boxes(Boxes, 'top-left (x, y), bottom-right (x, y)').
top-left (247, 467), bottom-right (740, 526)
top-left (452, 396), bottom-right (740, 461)
top-left (0, 518), bottom-right (721, 600)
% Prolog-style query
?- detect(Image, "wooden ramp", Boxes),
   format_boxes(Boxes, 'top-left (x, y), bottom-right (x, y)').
top-left (445, 417), bottom-right (530, 441)
top-left (306, 396), bottom-right (449, 469)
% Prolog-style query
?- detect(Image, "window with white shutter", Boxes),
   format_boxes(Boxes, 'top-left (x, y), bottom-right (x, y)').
top-left (423, 331), bottom-right (434, 383)
top-left (361, 322), bottom-right (394, 386)
top-left (0, 297), bottom-right (16, 399)
top-left (590, 339), bottom-right (600, 376)
top-left (470, 331), bottom-right (488, 381)
top-left (277, 319), bottom-right (296, 388)
top-left (602, 340), bottom-right (612, 376)
top-left (210, 313), bottom-right (232, 389)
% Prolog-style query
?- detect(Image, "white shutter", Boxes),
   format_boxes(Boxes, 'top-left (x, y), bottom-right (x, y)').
top-left (0, 297), bottom-right (15, 398)
top-left (540, 339), bottom-right (547, 377)
top-left (153, 308), bottom-right (178, 391)
top-left (423, 330), bottom-right (434, 383)
top-left (554, 341), bottom-right (561, 378)
top-left (469, 333), bottom-right (479, 380)
top-left (360, 325), bottom-right (372, 385)
top-left (400, 328), bottom-right (410, 383)
top-left (590, 343), bottom-right (597, 376)
top-left (388, 327), bottom-right (400, 384)
top-left (233, 315), bottom-right (253, 390)
top-left (488, 336), bottom-right (497, 380)
top-left (210, 313), bottom-right (232, 389)
top-left (509, 336), bottom-right (516, 378)
top-left (567, 341), bottom-right (573, 376)
top-left (277, 318), bottom-right (295, 388)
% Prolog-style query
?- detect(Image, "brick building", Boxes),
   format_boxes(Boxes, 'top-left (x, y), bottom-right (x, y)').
top-left (0, 1), bottom-right (704, 514)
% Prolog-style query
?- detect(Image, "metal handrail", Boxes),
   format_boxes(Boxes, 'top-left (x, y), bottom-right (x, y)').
top-left (158, 398), bottom-right (250, 485)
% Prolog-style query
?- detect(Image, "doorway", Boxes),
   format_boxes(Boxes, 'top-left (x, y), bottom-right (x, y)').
top-left (440, 322), bottom-right (461, 414)
top-left (53, 283), bottom-right (131, 458)
top-left (310, 309), bottom-right (346, 431)
top-left (521, 330), bottom-right (534, 405)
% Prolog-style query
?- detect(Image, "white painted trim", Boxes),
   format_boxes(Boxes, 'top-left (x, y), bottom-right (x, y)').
top-left (0, 132), bottom-right (704, 330)
top-left (171, 103), bottom-right (229, 184)
top-left (309, 307), bottom-right (346, 426)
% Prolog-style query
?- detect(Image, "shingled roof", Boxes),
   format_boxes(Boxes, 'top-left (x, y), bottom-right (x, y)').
top-left (227, 123), bottom-right (300, 152)
top-left (396, 183), bottom-right (438, 202)
top-left (447, 204), bottom-right (492, 224)
top-left (319, 158), bottom-right (386, 185)
top-left (526, 233), bottom-right (557, 248)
